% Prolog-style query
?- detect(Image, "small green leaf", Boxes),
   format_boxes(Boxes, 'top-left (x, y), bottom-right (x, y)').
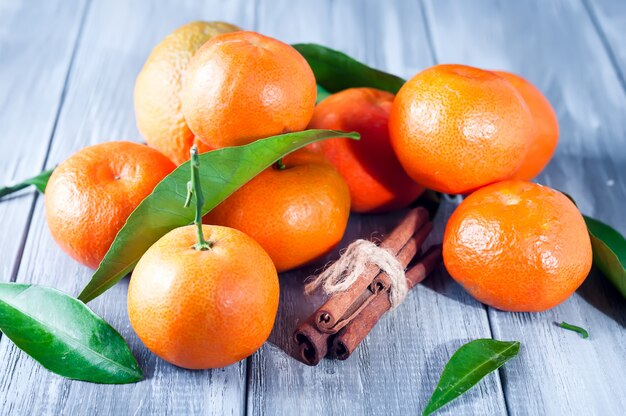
top-left (0, 168), bottom-right (54, 199)
top-left (0, 283), bottom-right (142, 384)
top-left (78, 129), bottom-right (359, 303)
top-left (293, 43), bottom-right (406, 94)
top-left (557, 321), bottom-right (589, 339)
top-left (423, 339), bottom-right (520, 416)
top-left (584, 216), bottom-right (626, 299)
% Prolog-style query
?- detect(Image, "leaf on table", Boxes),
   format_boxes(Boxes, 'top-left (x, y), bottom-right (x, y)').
top-left (293, 43), bottom-right (406, 94)
top-left (78, 129), bottom-right (359, 303)
top-left (584, 216), bottom-right (626, 299)
top-left (557, 321), bottom-right (589, 339)
top-left (423, 339), bottom-right (520, 416)
top-left (0, 283), bottom-right (142, 384)
top-left (0, 167), bottom-right (54, 199)
top-left (563, 192), bottom-right (626, 300)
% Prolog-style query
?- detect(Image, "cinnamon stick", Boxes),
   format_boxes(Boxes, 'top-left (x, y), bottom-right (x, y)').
top-left (313, 207), bottom-right (429, 333)
top-left (330, 244), bottom-right (443, 360)
top-left (293, 315), bottom-right (331, 366)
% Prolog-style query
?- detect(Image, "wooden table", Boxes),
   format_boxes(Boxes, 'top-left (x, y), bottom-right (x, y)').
top-left (0, 0), bottom-right (624, 414)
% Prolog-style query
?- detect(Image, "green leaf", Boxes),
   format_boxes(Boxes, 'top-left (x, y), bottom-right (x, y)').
top-left (293, 43), bottom-right (406, 94)
top-left (0, 283), bottom-right (142, 384)
top-left (423, 339), bottom-right (520, 416)
top-left (584, 216), bottom-right (626, 299)
top-left (0, 168), bottom-right (54, 199)
top-left (562, 192), bottom-right (626, 299)
top-left (78, 129), bottom-right (359, 303)
top-left (557, 321), bottom-right (589, 339)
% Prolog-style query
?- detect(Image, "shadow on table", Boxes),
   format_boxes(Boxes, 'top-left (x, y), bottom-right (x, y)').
top-left (577, 267), bottom-right (626, 328)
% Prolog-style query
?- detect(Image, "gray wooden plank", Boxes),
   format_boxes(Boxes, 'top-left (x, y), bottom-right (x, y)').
top-left (248, 1), bottom-right (507, 415)
top-left (0, 0), bottom-right (258, 414)
top-left (422, 0), bottom-right (626, 414)
top-left (583, 0), bottom-right (626, 91)
top-left (0, 0), bottom-right (86, 280)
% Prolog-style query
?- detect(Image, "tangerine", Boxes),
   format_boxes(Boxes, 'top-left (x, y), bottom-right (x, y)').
top-left (203, 151), bottom-right (350, 272)
top-left (45, 141), bottom-right (175, 268)
top-left (134, 21), bottom-right (240, 165)
top-left (127, 225), bottom-right (279, 369)
top-left (181, 31), bottom-right (316, 149)
top-left (307, 88), bottom-right (424, 213)
top-left (389, 64), bottom-right (532, 194)
top-left (494, 71), bottom-right (559, 181)
top-left (443, 181), bottom-right (592, 312)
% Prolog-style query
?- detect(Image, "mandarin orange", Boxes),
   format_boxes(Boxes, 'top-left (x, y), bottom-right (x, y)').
top-left (389, 64), bottom-right (533, 194)
top-left (494, 71), bottom-right (559, 181)
top-left (203, 151), bottom-right (350, 272)
top-left (181, 31), bottom-right (316, 149)
top-left (134, 21), bottom-right (240, 165)
top-left (443, 181), bottom-right (592, 312)
top-left (307, 88), bottom-right (424, 213)
top-left (45, 141), bottom-right (175, 268)
top-left (128, 225), bottom-right (279, 369)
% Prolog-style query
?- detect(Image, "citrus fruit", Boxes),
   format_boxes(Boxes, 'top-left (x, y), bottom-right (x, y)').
top-left (494, 71), bottom-right (559, 181)
top-left (127, 224), bottom-right (279, 369)
top-left (443, 180), bottom-right (592, 312)
top-left (389, 64), bottom-right (533, 194)
top-left (307, 87), bottom-right (424, 213)
top-left (44, 141), bottom-right (175, 268)
top-left (134, 21), bottom-right (240, 165)
top-left (181, 31), bottom-right (316, 149)
top-left (203, 151), bottom-right (350, 272)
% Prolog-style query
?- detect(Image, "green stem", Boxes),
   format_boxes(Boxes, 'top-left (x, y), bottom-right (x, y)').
top-left (274, 158), bottom-right (286, 170)
top-left (557, 321), bottom-right (589, 339)
top-left (185, 146), bottom-right (211, 251)
top-left (0, 168), bottom-right (55, 199)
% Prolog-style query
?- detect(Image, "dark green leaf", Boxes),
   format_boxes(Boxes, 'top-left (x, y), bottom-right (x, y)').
top-left (78, 129), bottom-right (359, 303)
top-left (557, 321), bottom-right (589, 339)
top-left (423, 339), bottom-right (520, 416)
top-left (293, 43), bottom-right (406, 94)
top-left (584, 216), bottom-right (626, 299)
top-left (563, 192), bottom-right (626, 299)
top-left (0, 283), bottom-right (142, 384)
top-left (0, 168), bottom-right (54, 199)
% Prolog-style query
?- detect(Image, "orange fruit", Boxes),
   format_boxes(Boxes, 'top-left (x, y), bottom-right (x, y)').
top-left (45, 141), bottom-right (175, 268)
top-left (307, 88), bottom-right (424, 213)
top-left (127, 225), bottom-right (279, 369)
top-left (181, 31), bottom-right (316, 149)
top-left (389, 64), bottom-right (533, 194)
top-left (134, 21), bottom-right (240, 165)
top-left (443, 181), bottom-right (592, 312)
top-left (494, 71), bottom-right (559, 181)
top-left (203, 151), bottom-right (350, 272)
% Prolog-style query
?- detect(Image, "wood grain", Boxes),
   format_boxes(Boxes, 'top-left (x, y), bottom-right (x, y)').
top-left (248, 1), bottom-right (506, 415)
top-left (422, 0), bottom-right (626, 414)
top-left (0, 0), bottom-right (256, 414)
top-left (0, 0), bottom-right (86, 281)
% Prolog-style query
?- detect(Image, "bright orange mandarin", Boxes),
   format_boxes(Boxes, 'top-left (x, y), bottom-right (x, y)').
top-left (443, 181), bottom-right (592, 312)
top-left (494, 71), bottom-right (559, 181)
top-left (204, 151), bottom-right (350, 272)
top-left (128, 225), bottom-right (279, 369)
top-left (389, 64), bottom-right (533, 194)
top-left (134, 21), bottom-right (240, 165)
top-left (307, 88), bottom-right (424, 213)
top-left (182, 31), bottom-right (316, 149)
top-left (45, 141), bottom-right (175, 268)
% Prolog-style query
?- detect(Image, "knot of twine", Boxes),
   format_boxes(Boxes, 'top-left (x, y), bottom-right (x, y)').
top-left (304, 239), bottom-right (408, 309)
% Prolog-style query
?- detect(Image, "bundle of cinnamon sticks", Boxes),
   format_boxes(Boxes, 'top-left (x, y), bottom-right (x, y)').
top-left (294, 207), bottom-right (442, 366)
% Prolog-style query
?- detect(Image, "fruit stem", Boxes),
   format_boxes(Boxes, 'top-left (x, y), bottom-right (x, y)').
top-left (185, 145), bottom-right (211, 251)
top-left (274, 158), bottom-right (286, 170)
